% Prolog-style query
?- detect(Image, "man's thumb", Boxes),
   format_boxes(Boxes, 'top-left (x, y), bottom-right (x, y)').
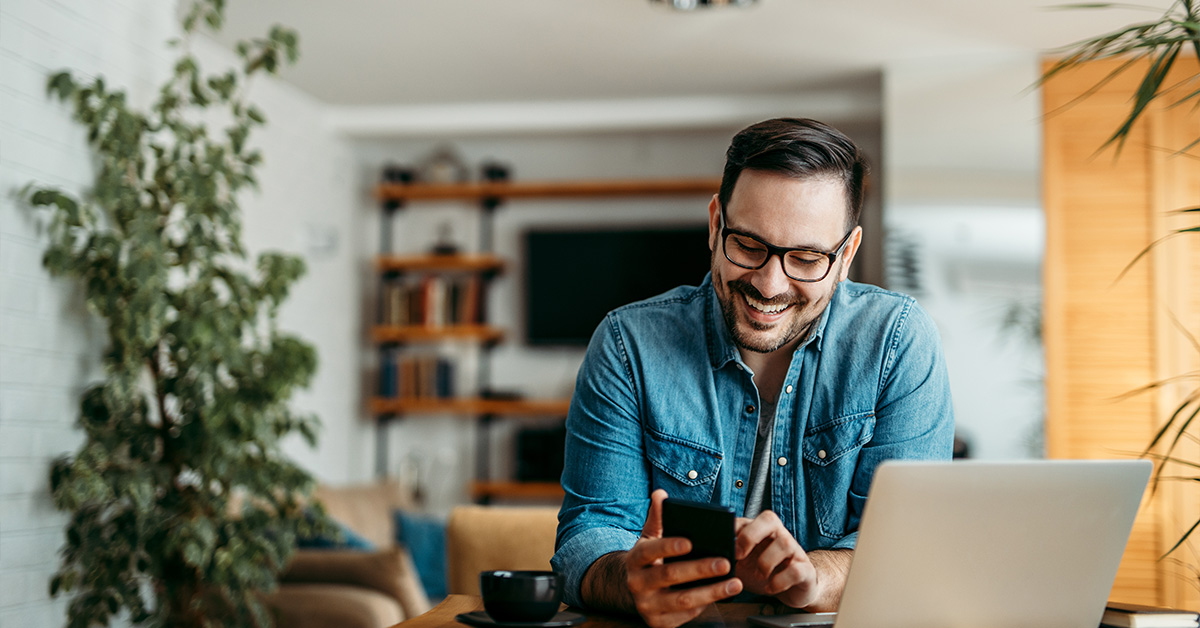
top-left (642, 489), bottom-right (669, 538)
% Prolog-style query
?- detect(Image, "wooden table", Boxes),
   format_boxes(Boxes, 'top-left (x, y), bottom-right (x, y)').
top-left (393, 594), bottom-right (795, 628)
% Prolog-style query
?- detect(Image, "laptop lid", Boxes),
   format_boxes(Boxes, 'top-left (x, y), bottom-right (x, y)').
top-left (832, 459), bottom-right (1151, 628)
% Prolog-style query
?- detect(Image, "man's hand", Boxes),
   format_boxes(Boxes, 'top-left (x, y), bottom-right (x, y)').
top-left (581, 490), bottom-right (743, 628)
top-left (734, 510), bottom-right (850, 610)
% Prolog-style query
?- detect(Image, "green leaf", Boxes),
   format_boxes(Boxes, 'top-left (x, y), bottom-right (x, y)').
top-left (1160, 517), bottom-right (1200, 559)
top-left (47, 72), bottom-right (76, 99)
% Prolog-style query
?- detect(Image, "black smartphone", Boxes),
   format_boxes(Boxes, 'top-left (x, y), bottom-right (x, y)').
top-left (661, 497), bottom-right (736, 589)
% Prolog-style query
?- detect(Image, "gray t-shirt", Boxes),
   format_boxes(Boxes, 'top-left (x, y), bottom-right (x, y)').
top-left (743, 398), bottom-right (778, 519)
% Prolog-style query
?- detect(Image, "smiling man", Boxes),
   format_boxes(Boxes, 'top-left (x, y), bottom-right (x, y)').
top-left (552, 118), bottom-right (954, 628)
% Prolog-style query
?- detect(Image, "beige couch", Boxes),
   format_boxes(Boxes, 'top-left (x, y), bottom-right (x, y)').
top-left (268, 482), bottom-right (432, 628)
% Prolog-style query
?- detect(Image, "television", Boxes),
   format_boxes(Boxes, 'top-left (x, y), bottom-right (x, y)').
top-left (524, 225), bottom-right (712, 346)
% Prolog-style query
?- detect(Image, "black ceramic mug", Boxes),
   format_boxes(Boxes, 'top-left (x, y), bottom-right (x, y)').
top-left (480, 570), bottom-right (563, 623)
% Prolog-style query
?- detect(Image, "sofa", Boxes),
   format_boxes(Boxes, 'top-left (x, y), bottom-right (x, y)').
top-left (267, 481), bottom-right (432, 628)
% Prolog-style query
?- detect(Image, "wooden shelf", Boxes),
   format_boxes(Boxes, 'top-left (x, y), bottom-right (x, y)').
top-left (369, 397), bottom-right (571, 416)
top-left (372, 324), bottom-right (504, 344)
top-left (376, 253), bottom-right (505, 274)
top-left (376, 177), bottom-right (722, 203)
top-left (470, 481), bottom-right (564, 500)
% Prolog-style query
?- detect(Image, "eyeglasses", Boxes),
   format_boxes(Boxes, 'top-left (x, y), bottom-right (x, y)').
top-left (719, 206), bottom-right (854, 282)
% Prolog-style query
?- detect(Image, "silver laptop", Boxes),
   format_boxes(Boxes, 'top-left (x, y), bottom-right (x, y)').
top-left (751, 459), bottom-right (1151, 628)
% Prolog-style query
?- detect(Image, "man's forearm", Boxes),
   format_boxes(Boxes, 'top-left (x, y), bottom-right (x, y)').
top-left (801, 549), bottom-right (853, 611)
top-left (580, 551), bottom-right (637, 614)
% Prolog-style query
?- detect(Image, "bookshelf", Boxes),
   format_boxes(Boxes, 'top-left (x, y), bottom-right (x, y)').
top-left (470, 481), bottom-right (565, 501)
top-left (371, 175), bottom-right (722, 502)
top-left (370, 324), bottom-right (504, 344)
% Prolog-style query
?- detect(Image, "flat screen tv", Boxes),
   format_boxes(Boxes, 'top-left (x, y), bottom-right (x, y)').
top-left (524, 225), bottom-right (712, 346)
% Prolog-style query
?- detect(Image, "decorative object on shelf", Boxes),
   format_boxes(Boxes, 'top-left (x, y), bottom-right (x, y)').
top-left (431, 221), bottom-right (461, 255)
top-left (23, 1), bottom-right (331, 626)
top-left (418, 145), bottom-right (471, 183)
top-left (480, 160), bottom-right (512, 183)
top-left (384, 163), bottom-right (416, 184)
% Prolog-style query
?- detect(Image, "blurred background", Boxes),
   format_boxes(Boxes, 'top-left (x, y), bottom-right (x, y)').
top-left (5, 0), bottom-right (1190, 622)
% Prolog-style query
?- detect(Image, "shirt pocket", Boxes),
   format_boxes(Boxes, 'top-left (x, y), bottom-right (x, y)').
top-left (802, 411), bottom-right (875, 540)
top-left (645, 428), bottom-right (723, 503)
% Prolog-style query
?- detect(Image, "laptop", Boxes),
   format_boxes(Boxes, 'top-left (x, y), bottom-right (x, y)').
top-left (751, 459), bottom-right (1152, 628)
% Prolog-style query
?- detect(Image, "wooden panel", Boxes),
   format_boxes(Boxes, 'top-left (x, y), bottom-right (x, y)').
top-left (1148, 95), bottom-right (1200, 610)
top-left (1043, 56), bottom-right (1200, 610)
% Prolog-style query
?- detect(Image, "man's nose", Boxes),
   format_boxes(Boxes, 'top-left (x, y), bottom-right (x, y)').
top-left (750, 253), bottom-right (792, 299)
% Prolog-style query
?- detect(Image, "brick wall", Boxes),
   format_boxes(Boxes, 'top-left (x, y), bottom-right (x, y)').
top-left (0, 1), bottom-right (360, 624)
top-left (0, 2), bottom-right (175, 624)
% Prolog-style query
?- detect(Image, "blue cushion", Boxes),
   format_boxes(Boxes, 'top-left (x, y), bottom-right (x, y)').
top-left (395, 510), bottom-right (447, 599)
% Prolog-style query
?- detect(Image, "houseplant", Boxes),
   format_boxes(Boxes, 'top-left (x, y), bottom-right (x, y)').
top-left (24, 1), bottom-right (330, 626)
top-left (1041, 0), bottom-right (1200, 560)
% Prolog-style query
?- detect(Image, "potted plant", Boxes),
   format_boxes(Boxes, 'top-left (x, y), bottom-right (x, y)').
top-left (24, 1), bottom-right (330, 625)
top-left (1041, 0), bottom-right (1200, 574)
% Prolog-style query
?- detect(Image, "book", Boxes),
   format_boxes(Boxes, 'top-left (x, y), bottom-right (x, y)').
top-left (378, 349), bottom-right (397, 398)
top-left (1101, 603), bottom-right (1200, 628)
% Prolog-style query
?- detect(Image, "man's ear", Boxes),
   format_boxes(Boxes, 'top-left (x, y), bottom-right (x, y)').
top-left (708, 195), bottom-right (721, 252)
top-left (838, 226), bottom-right (863, 282)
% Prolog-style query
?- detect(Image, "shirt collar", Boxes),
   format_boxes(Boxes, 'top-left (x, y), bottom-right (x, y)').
top-left (704, 273), bottom-right (836, 371)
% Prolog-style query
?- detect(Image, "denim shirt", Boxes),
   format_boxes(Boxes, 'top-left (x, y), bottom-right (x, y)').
top-left (551, 274), bottom-right (954, 607)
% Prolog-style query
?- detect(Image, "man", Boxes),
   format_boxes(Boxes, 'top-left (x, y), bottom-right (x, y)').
top-left (552, 118), bottom-right (954, 628)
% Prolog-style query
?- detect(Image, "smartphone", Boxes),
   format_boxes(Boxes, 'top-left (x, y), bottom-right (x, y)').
top-left (748, 613), bottom-right (838, 628)
top-left (661, 497), bottom-right (736, 589)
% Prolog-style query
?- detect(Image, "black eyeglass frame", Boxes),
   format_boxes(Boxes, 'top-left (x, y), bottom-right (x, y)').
top-left (718, 205), bottom-right (856, 283)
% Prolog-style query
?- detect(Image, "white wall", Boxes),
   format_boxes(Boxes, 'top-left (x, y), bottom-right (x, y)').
top-left (0, 1), bottom-right (358, 624)
top-left (884, 53), bottom-right (1045, 459)
top-left (1, 2), bottom-right (174, 623)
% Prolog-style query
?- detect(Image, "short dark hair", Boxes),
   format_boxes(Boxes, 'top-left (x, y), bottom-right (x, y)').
top-left (718, 118), bottom-right (869, 230)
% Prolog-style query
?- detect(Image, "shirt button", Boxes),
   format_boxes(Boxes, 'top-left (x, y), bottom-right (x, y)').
top-left (777, 457), bottom-right (788, 466)
top-left (687, 469), bottom-right (698, 480)
top-left (817, 450), bottom-right (827, 460)
top-left (735, 480), bottom-right (744, 488)
top-left (736, 364), bottom-right (744, 371)
top-left (785, 385), bottom-right (794, 394)
top-left (745, 405), bottom-right (756, 414)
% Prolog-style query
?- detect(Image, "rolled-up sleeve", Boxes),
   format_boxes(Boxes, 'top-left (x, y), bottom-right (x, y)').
top-left (553, 314), bottom-right (650, 608)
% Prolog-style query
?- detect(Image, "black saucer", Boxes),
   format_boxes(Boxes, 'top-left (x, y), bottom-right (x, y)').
top-left (456, 611), bottom-right (586, 628)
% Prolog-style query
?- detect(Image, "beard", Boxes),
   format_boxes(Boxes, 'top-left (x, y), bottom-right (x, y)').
top-left (713, 253), bottom-right (839, 354)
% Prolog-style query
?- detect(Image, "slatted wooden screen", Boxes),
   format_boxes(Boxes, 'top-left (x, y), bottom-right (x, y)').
top-left (1043, 56), bottom-right (1200, 610)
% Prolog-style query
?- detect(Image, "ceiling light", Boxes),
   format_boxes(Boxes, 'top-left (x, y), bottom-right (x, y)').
top-left (653, 0), bottom-right (758, 11)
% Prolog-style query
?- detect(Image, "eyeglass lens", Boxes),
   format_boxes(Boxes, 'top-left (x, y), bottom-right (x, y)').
top-left (724, 233), bottom-right (831, 281)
